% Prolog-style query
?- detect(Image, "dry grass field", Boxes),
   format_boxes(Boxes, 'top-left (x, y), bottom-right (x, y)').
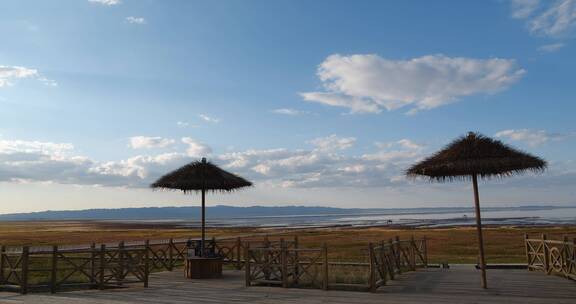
top-left (293, 225), bottom-right (576, 263)
top-left (0, 221), bottom-right (260, 246)
top-left (0, 221), bottom-right (574, 264)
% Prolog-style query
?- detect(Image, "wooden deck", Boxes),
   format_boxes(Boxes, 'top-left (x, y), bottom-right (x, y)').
top-left (1, 265), bottom-right (575, 303)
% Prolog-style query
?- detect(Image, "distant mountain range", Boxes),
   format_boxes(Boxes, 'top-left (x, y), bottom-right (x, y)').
top-left (0, 205), bottom-right (567, 221)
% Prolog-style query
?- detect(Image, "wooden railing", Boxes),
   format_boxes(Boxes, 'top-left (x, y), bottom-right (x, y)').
top-left (215, 236), bottom-right (297, 270)
top-left (370, 236), bottom-right (427, 291)
top-left (245, 236), bottom-right (427, 292)
top-left (0, 243), bottom-right (149, 294)
top-left (0, 235), bottom-right (294, 294)
top-left (525, 234), bottom-right (576, 280)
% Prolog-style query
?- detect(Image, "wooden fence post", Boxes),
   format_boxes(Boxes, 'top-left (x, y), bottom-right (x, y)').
top-left (264, 236), bottom-right (270, 281)
top-left (168, 238), bottom-right (174, 271)
top-left (118, 241), bottom-right (125, 284)
top-left (99, 244), bottom-right (106, 290)
top-left (20, 246), bottom-right (29, 295)
top-left (542, 234), bottom-right (549, 274)
top-left (144, 240), bottom-right (150, 288)
top-left (563, 235), bottom-right (569, 273)
top-left (90, 243), bottom-right (96, 286)
top-left (0, 245), bottom-right (5, 284)
top-left (379, 240), bottom-right (386, 284)
top-left (423, 236), bottom-right (428, 267)
top-left (294, 236), bottom-right (299, 285)
top-left (394, 236), bottom-right (402, 273)
top-left (322, 243), bottom-right (328, 290)
top-left (50, 245), bottom-right (58, 293)
top-left (236, 237), bottom-right (242, 270)
top-left (524, 233), bottom-right (530, 270)
top-left (281, 238), bottom-right (288, 288)
top-left (573, 238), bottom-right (576, 275)
top-left (244, 243), bottom-right (251, 287)
top-left (184, 241), bottom-right (190, 279)
top-left (388, 238), bottom-right (395, 280)
top-left (368, 243), bottom-right (375, 292)
top-left (410, 235), bottom-right (416, 270)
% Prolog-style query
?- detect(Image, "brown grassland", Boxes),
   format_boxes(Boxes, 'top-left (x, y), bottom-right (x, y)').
top-left (0, 221), bottom-right (575, 264)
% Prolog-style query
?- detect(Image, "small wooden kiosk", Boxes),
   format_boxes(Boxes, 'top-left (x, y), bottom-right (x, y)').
top-left (151, 158), bottom-right (252, 279)
top-left (185, 257), bottom-right (223, 279)
top-left (184, 239), bottom-right (223, 279)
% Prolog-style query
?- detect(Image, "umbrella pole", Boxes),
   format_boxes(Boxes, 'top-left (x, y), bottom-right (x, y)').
top-left (201, 188), bottom-right (205, 257)
top-left (472, 174), bottom-right (487, 289)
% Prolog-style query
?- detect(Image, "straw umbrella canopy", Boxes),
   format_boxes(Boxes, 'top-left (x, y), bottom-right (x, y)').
top-left (151, 158), bottom-right (252, 256)
top-left (406, 132), bottom-right (546, 288)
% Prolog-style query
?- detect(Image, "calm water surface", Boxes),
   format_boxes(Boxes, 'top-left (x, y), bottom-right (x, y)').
top-left (138, 206), bottom-right (576, 229)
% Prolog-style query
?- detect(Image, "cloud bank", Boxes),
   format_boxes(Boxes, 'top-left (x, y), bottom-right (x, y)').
top-left (2, 131), bottom-right (571, 191)
top-left (0, 135), bottom-right (425, 190)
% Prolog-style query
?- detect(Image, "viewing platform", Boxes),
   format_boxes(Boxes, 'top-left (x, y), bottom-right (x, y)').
top-left (2, 265), bottom-right (575, 304)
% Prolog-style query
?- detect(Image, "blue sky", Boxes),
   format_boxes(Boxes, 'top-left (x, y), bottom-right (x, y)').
top-left (0, 0), bottom-right (575, 213)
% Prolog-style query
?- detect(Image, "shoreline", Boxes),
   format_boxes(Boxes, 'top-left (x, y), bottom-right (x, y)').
top-left (0, 218), bottom-right (575, 230)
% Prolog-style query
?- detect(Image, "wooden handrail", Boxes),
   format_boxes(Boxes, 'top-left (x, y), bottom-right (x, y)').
top-left (244, 236), bottom-right (427, 292)
top-left (525, 233), bottom-right (576, 280)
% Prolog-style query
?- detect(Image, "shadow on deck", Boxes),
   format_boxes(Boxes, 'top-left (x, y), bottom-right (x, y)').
top-left (1, 265), bottom-right (575, 304)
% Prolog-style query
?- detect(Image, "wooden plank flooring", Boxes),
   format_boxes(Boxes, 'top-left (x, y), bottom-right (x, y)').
top-left (1, 265), bottom-right (575, 303)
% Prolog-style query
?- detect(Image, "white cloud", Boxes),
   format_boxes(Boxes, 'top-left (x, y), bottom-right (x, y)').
top-left (217, 136), bottom-right (425, 188)
top-left (129, 136), bottom-right (175, 149)
top-left (0, 135), bottom-right (423, 190)
top-left (3, 135), bottom-right (574, 193)
top-left (0, 139), bottom-right (74, 156)
top-left (363, 139), bottom-right (423, 163)
top-left (176, 121), bottom-right (199, 128)
top-left (511, 0), bottom-right (576, 37)
top-left (0, 139), bottom-right (94, 185)
top-left (125, 16), bottom-right (146, 25)
top-left (0, 66), bottom-right (56, 88)
top-left (38, 77), bottom-right (58, 87)
top-left (0, 138), bottom-right (194, 188)
top-left (397, 139), bottom-right (424, 150)
top-left (1, 136), bottom-right (575, 207)
top-left (538, 42), bottom-right (565, 52)
top-left (88, 0), bottom-right (121, 6)
top-left (0, 66), bottom-right (37, 87)
top-left (301, 54), bottom-right (525, 114)
top-left (219, 149), bottom-right (295, 169)
top-left (339, 164), bottom-right (366, 173)
top-left (511, 0), bottom-right (541, 19)
top-left (495, 129), bottom-right (570, 146)
top-left (271, 108), bottom-right (307, 115)
top-left (531, 0), bottom-right (576, 36)
top-left (89, 153), bottom-right (188, 180)
top-left (199, 114), bottom-right (220, 123)
top-left (301, 92), bottom-right (381, 113)
top-left (308, 134), bottom-right (356, 152)
top-left (181, 137), bottom-right (212, 157)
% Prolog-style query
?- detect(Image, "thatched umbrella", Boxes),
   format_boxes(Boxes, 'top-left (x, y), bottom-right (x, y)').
top-left (151, 158), bottom-right (252, 256)
top-left (406, 132), bottom-right (546, 288)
